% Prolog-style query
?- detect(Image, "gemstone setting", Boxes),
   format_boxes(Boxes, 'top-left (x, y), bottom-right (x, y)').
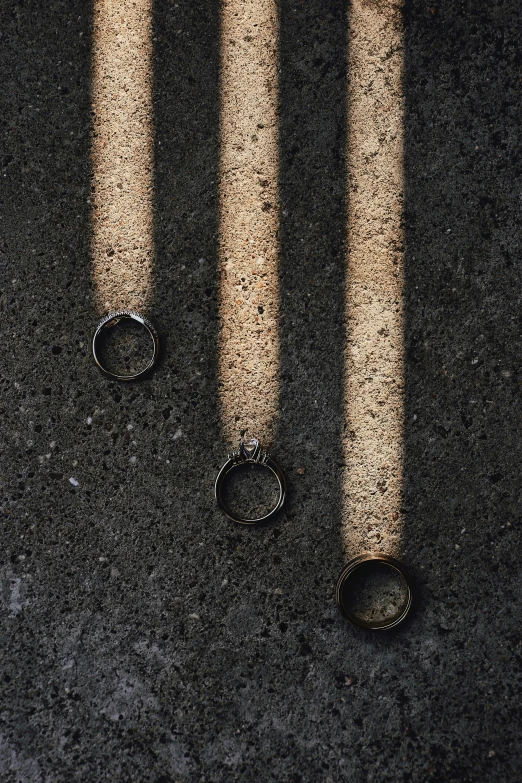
top-left (230, 437), bottom-right (269, 465)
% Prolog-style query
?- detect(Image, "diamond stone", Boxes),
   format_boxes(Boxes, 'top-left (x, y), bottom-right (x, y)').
top-left (240, 437), bottom-right (260, 460)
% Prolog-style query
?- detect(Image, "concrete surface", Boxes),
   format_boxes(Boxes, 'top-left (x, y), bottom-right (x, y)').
top-left (342, 0), bottom-right (405, 558)
top-left (91, 0), bottom-right (155, 314)
top-left (218, 0), bottom-right (281, 444)
top-left (1, 1), bottom-right (522, 781)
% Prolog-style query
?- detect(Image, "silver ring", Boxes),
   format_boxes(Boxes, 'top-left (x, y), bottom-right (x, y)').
top-left (336, 552), bottom-right (413, 630)
top-left (92, 310), bottom-right (159, 381)
top-left (215, 438), bottom-right (286, 525)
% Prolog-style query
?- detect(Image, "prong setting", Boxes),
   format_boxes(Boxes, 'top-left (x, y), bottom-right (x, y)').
top-left (216, 437), bottom-right (285, 525)
top-left (230, 438), bottom-right (270, 465)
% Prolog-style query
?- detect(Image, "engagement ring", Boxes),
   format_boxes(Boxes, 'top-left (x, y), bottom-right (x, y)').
top-left (215, 438), bottom-right (286, 525)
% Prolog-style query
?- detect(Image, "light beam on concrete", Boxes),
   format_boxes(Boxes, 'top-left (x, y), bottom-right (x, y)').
top-left (343, 0), bottom-right (405, 557)
top-left (218, 0), bottom-right (280, 444)
top-left (91, 0), bottom-right (154, 314)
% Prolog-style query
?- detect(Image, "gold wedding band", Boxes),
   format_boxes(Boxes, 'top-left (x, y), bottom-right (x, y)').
top-left (336, 552), bottom-right (412, 630)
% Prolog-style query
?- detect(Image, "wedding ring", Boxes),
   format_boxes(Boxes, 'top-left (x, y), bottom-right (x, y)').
top-left (92, 310), bottom-right (159, 381)
top-left (336, 552), bottom-right (412, 630)
top-left (215, 438), bottom-right (286, 525)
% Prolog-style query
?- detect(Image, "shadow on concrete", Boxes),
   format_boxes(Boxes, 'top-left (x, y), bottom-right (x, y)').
top-left (0, 0), bottom-right (98, 777)
top-left (3, 1), bottom-right (522, 780)
top-left (401, 1), bottom-right (522, 777)
top-left (152, 0), bottom-right (222, 466)
top-left (277, 0), bottom-right (347, 524)
top-left (274, 0), bottom-right (349, 700)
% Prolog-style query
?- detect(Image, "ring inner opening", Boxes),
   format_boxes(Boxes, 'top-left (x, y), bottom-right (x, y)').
top-left (222, 463), bottom-right (280, 521)
top-left (340, 560), bottom-right (408, 627)
top-left (96, 317), bottom-right (154, 377)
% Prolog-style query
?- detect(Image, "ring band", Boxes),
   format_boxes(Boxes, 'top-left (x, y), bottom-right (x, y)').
top-left (215, 438), bottom-right (286, 525)
top-left (92, 310), bottom-right (159, 381)
top-left (336, 552), bottom-right (412, 630)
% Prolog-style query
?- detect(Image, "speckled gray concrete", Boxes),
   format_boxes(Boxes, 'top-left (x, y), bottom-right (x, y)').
top-left (1, 1), bottom-right (522, 781)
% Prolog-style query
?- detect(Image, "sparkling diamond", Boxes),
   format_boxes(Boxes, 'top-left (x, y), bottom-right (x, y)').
top-left (240, 437), bottom-right (260, 460)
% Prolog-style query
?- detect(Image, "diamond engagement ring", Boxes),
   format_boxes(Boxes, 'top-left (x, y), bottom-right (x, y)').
top-left (215, 438), bottom-right (286, 525)
top-left (92, 310), bottom-right (160, 381)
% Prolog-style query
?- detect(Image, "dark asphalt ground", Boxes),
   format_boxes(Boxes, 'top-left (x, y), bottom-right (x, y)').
top-left (1, 1), bottom-right (522, 781)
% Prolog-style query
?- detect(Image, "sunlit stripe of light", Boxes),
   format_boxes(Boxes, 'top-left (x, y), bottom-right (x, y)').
top-left (218, 0), bottom-right (280, 445)
top-left (343, 0), bottom-right (405, 558)
top-left (91, 0), bottom-right (154, 314)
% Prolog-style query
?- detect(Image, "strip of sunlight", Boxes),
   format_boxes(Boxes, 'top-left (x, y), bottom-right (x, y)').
top-left (343, 0), bottom-right (405, 557)
top-left (91, 0), bottom-right (154, 313)
top-left (218, 0), bottom-right (280, 443)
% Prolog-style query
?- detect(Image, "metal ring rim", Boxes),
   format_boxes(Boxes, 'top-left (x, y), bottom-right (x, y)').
top-left (336, 552), bottom-right (412, 630)
top-left (215, 457), bottom-right (286, 525)
top-left (92, 311), bottom-right (160, 381)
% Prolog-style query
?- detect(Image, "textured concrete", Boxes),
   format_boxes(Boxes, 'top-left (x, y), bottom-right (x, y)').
top-left (343, 0), bottom-right (405, 557)
top-left (1, 1), bottom-right (522, 782)
top-left (91, 0), bottom-right (155, 313)
top-left (218, 0), bottom-right (280, 444)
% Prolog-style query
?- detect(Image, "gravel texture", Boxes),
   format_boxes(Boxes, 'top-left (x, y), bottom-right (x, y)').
top-left (1, 1), bottom-right (522, 782)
